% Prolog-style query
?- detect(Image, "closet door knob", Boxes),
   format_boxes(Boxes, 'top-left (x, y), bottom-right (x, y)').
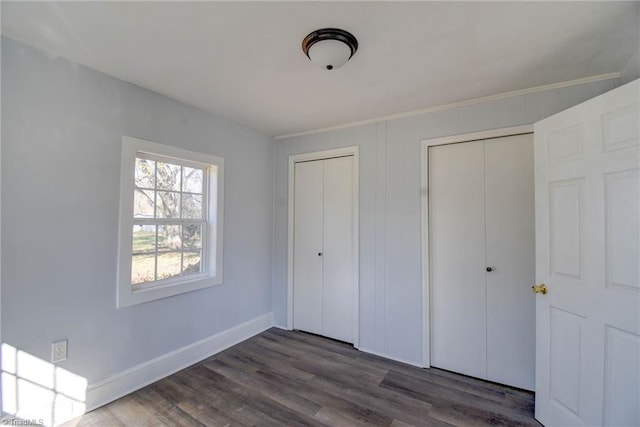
top-left (318, 252), bottom-right (322, 256)
top-left (486, 267), bottom-right (494, 272)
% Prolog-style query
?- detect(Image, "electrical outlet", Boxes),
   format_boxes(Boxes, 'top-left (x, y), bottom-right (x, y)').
top-left (52, 339), bottom-right (68, 363)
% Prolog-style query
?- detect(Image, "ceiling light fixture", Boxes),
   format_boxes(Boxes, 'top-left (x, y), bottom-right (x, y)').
top-left (302, 28), bottom-right (358, 71)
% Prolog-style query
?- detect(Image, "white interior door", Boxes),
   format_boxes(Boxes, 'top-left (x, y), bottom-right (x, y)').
top-left (485, 135), bottom-right (535, 390)
top-left (534, 79), bottom-right (639, 426)
top-left (293, 160), bottom-right (323, 335)
top-left (293, 156), bottom-right (355, 343)
top-left (430, 135), bottom-right (535, 390)
top-left (322, 156), bottom-right (354, 343)
top-left (430, 140), bottom-right (487, 379)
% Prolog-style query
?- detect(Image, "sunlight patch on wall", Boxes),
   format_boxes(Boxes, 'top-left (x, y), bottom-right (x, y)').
top-left (1, 343), bottom-right (87, 426)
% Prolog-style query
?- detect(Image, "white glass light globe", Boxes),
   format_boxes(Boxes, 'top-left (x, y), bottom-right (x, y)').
top-left (307, 39), bottom-right (352, 70)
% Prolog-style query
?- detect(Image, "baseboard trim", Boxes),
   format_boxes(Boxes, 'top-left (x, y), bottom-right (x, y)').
top-left (358, 347), bottom-right (426, 369)
top-left (86, 312), bottom-right (274, 411)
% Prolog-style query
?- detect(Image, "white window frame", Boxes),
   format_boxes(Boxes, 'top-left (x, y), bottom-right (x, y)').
top-left (117, 136), bottom-right (224, 308)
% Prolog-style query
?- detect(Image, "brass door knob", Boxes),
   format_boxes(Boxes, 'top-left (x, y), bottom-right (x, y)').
top-left (532, 284), bottom-right (547, 295)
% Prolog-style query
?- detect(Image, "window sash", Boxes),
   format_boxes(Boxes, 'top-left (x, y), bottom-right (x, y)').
top-left (131, 222), bottom-right (207, 289)
top-left (134, 154), bottom-right (209, 221)
top-left (132, 220), bottom-right (206, 256)
top-left (136, 151), bottom-right (211, 171)
top-left (131, 154), bottom-right (209, 288)
top-left (134, 186), bottom-right (203, 196)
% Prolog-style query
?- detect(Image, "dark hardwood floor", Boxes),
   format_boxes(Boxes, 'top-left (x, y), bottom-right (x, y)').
top-left (67, 328), bottom-right (540, 426)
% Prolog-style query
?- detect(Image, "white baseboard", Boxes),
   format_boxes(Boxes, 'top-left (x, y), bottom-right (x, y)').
top-left (86, 312), bottom-right (273, 411)
top-left (358, 347), bottom-right (426, 369)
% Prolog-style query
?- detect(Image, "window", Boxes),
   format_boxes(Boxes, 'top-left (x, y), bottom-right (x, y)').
top-left (117, 137), bottom-right (223, 307)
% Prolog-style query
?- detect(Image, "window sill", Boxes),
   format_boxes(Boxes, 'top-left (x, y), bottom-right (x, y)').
top-left (132, 272), bottom-right (209, 293)
top-left (118, 274), bottom-right (222, 308)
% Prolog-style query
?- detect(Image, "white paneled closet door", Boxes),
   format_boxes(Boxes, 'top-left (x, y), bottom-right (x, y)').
top-left (293, 156), bottom-right (354, 343)
top-left (429, 140), bottom-right (487, 379)
top-left (429, 134), bottom-right (535, 390)
top-left (485, 136), bottom-right (535, 389)
top-left (293, 160), bottom-right (324, 335)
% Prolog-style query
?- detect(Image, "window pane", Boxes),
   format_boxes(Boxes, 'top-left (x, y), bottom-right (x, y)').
top-left (183, 225), bottom-right (202, 249)
top-left (183, 251), bottom-right (202, 276)
top-left (183, 167), bottom-right (203, 194)
top-left (133, 189), bottom-right (155, 218)
top-left (158, 225), bottom-right (182, 251)
top-left (132, 254), bottom-right (155, 284)
top-left (135, 158), bottom-right (155, 189)
top-left (182, 194), bottom-right (202, 219)
top-left (157, 252), bottom-right (182, 281)
top-left (132, 225), bottom-right (156, 253)
top-left (156, 162), bottom-right (181, 191)
top-left (156, 192), bottom-right (180, 218)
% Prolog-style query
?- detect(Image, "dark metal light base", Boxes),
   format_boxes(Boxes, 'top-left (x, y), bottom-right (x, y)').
top-left (302, 28), bottom-right (358, 63)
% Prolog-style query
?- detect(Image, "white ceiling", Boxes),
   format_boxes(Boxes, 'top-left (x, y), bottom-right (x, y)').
top-left (2, 2), bottom-right (638, 137)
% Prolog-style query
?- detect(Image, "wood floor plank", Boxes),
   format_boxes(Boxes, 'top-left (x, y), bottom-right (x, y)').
top-left (176, 401), bottom-right (243, 427)
top-left (267, 328), bottom-right (360, 358)
top-left (253, 367), bottom-right (395, 426)
top-left (387, 367), bottom-right (510, 407)
top-left (133, 386), bottom-right (206, 427)
top-left (313, 406), bottom-right (388, 427)
top-left (381, 370), bottom-right (539, 426)
top-left (104, 395), bottom-right (170, 427)
top-left (68, 328), bottom-right (539, 426)
top-left (259, 331), bottom-right (389, 380)
top-left (171, 369), bottom-right (278, 426)
top-left (215, 345), bottom-right (397, 427)
top-left (356, 350), bottom-right (516, 404)
top-left (227, 342), bottom-right (316, 382)
top-left (188, 363), bottom-right (325, 426)
top-left (306, 375), bottom-right (432, 426)
top-left (202, 358), bottom-right (323, 417)
top-left (61, 406), bottom-right (124, 426)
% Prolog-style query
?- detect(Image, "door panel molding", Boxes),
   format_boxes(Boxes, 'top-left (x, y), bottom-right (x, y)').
top-left (287, 146), bottom-right (360, 347)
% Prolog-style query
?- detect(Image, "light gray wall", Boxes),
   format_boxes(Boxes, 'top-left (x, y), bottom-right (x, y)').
top-left (621, 5), bottom-right (640, 84)
top-left (621, 46), bottom-right (640, 84)
top-left (1, 37), bottom-right (275, 384)
top-left (273, 78), bottom-right (620, 365)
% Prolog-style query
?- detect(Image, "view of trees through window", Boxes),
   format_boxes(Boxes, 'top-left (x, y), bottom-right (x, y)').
top-left (131, 156), bottom-right (206, 285)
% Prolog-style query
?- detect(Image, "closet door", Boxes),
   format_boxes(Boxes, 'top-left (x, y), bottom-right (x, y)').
top-left (292, 156), bottom-right (355, 343)
top-left (485, 134), bottom-right (535, 390)
top-left (293, 160), bottom-right (324, 335)
top-left (429, 141), bottom-right (487, 378)
top-left (323, 156), bottom-right (354, 343)
top-left (430, 135), bottom-right (535, 390)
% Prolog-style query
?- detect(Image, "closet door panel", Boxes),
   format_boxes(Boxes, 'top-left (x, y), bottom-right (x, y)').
top-left (322, 156), bottom-right (354, 343)
top-left (293, 161), bottom-right (324, 335)
top-left (429, 141), bottom-right (487, 378)
top-left (485, 135), bottom-right (535, 390)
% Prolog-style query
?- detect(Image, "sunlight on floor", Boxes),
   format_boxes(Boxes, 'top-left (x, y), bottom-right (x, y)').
top-left (2, 343), bottom-right (87, 426)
